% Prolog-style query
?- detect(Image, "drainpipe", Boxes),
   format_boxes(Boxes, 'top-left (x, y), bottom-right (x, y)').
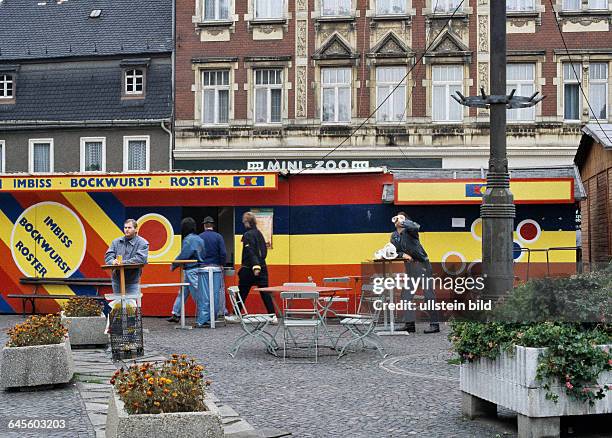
top-left (161, 120), bottom-right (172, 170)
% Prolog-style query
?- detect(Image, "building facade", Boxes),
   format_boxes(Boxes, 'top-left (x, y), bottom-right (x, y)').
top-left (0, 0), bottom-right (173, 174)
top-left (174, 0), bottom-right (612, 171)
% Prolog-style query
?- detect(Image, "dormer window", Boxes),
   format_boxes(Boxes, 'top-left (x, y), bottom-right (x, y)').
top-left (125, 69), bottom-right (144, 95)
top-left (0, 74), bottom-right (13, 99)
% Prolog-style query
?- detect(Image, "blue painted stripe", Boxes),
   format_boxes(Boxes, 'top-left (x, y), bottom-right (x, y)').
top-left (0, 293), bottom-right (15, 313)
top-left (0, 193), bottom-right (23, 223)
top-left (236, 204), bottom-right (575, 234)
top-left (89, 193), bottom-right (125, 230)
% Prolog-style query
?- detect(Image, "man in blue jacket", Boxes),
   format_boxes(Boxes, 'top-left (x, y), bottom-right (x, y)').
top-left (199, 216), bottom-right (228, 320)
top-left (167, 217), bottom-right (206, 326)
top-left (105, 218), bottom-right (149, 299)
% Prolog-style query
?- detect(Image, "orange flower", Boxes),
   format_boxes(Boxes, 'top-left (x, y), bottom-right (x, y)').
top-left (146, 391), bottom-right (153, 397)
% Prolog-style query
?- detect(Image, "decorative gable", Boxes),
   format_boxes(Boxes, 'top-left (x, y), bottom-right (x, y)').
top-left (425, 29), bottom-right (471, 63)
top-left (368, 32), bottom-right (413, 59)
top-left (312, 34), bottom-right (357, 60)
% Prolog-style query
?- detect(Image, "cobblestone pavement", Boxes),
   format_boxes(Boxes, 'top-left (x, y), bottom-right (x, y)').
top-left (0, 315), bottom-right (95, 437)
top-left (145, 317), bottom-right (612, 438)
top-left (1, 314), bottom-right (610, 437)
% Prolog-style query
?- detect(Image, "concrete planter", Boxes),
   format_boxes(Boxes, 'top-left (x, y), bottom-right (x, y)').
top-left (61, 311), bottom-right (108, 346)
top-left (461, 344), bottom-right (612, 438)
top-left (106, 387), bottom-right (223, 438)
top-left (0, 340), bottom-right (74, 390)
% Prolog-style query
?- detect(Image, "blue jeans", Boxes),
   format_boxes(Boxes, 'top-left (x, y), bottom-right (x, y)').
top-left (195, 268), bottom-right (222, 325)
top-left (171, 269), bottom-right (199, 316)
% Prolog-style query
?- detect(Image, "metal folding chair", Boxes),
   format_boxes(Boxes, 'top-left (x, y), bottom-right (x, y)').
top-left (281, 290), bottom-right (322, 363)
top-left (321, 277), bottom-right (352, 317)
top-left (334, 285), bottom-right (388, 359)
top-left (227, 286), bottom-right (278, 358)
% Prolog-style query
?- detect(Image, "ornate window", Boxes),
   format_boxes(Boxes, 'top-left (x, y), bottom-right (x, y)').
top-left (433, 0), bottom-right (462, 13)
top-left (589, 63), bottom-right (608, 120)
top-left (507, 0), bottom-right (535, 11)
top-left (321, 67), bottom-right (351, 123)
top-left (255, 0), bottom-right (283, 19)
top-left (376, 67), bottom-right (406, 123)
top-left (377, 0), bottom-right (406, 15)
top-left (254, 69), bottom-right (283, 124)
top-left (203, 0), bottom-right (229, 20)
top-left (432, 65), bottom-right (463, 122)
top-left (563, 62), bottom-right (581, 121)
top-left (202, 70), bottom-right (230, 125)
top-left (507, 64), bottom-right (535, 122)
top-left (321, 0), bottom-right (351, 17)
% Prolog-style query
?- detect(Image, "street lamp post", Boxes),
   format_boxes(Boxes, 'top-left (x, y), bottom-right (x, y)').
top-left (452, 0), bottom-right (543, 298)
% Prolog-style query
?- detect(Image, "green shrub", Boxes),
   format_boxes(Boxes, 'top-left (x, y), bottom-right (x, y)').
top-left (450, 267), bottom-right (612, 405)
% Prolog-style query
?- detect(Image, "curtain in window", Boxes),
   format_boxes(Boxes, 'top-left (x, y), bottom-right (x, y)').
top-left (255, 88), bottom-right (268, 123)
top-left (377, 0), bottom-right (405, 15)
top-left (85, 142), bottom-right (102, 171)
top-left (256, 0), bottom-right (282, 18)
top-left (128, 140), bottom-right (146, 171)
top-left (204, 0), bottom-right (215, 19)
top-left (564, 84), bottom-right (580, 120)
top-left (322, 88), bottom-right (334, 122)
top-left (507, 0), bottom-right (534, 11)
top-left (218, 90), bottom-right (229, 123)
top-left (203, 89), bottom-right (215, 124)
top-left (588, 0), bottom-right (607, 9)
top-left (270, 89), bottom-right (282, 122)
top-left (563, 0), bottom-right (580, 10)
top-left (33, 143), bottom-right (50, 173)
top-left (322, 0), bottom-right (350, 16)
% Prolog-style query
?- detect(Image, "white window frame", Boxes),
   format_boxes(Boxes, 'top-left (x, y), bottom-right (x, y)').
top-left (588, 0), bottom-right (608, 10)
top-left (563, 62), bottom-right (582, 122)
top-left (80, 137), bottom-right (107, 172)
top-left (562, 0), bottom-right (580, 10)
top-left (203, 0), bottom-right (230, 20)
top-left (377, 0), bottom-right (407, 15)
top-left (321, 67), bottom-right (352, 124)
top-left (321, 0), bottom-right (352, 17)
top-left (507, 63), bottom-right (536, 122)
top-left (122, 135), bottom-right (150, 173)
top-left (589, 62), bottom-right (608, 120)
top-left (431, 65), bottom-right (464, 123)
top-left (0, 74), bottom-right (13, 99)
top-left (0, 140), bottom-right (5, 173)
top-left (433, 0), bottom-right (462, 13)
top-left (254, 0), bottom-right (284, 19)
top-left (506, 0), bottom-right (535, 11)
top-left (376, 66), bottom-right (407, 123)
top-left (254, 69), bottom-right (283, 125)
top-left (124, 69), bottom-right (144, 95)
top-left (28, 138), bottom-right (54, 173)
top-left (201, 70), bottom-right (231, 125)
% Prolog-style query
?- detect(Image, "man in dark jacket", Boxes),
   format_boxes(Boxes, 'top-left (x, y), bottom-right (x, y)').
top-left (391, 212), bottom-right (440, 334)
top-left (167, 217), bottom-right (206, 326)
top-left (199, 216), bottom-right (228, 319)
top-left (238, 211), bottom-right (276, 316)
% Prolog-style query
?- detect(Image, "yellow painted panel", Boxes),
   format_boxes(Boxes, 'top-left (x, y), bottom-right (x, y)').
top-left (236, 231), bottom-right (576, 265)
top-left (62, 192), bottom-right (120, 245)
top-left (396, 180), bottom-right (573, 203)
